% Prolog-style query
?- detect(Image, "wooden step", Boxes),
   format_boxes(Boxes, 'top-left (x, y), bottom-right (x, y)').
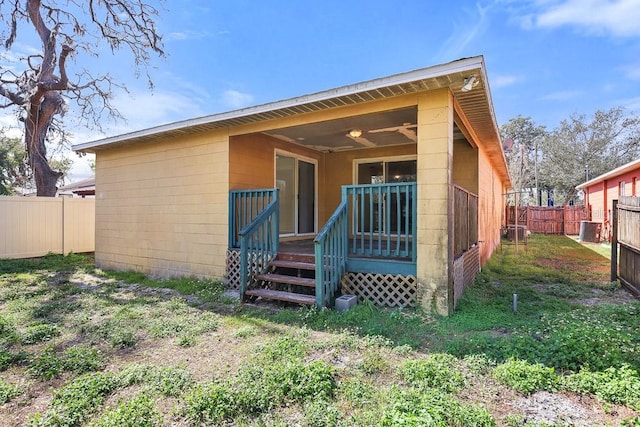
top-left (269, 259), bottom-right (316, 270)
top-left (245, 288), bottom-right (315, 305)
top-left (276, 252), bottom-right (315, 264)
top-left (256, 273), bottom-right (315, 288)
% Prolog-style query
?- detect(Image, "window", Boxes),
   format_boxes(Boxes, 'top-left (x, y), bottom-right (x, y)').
top-left (620, 181), bottom-right (626, 197)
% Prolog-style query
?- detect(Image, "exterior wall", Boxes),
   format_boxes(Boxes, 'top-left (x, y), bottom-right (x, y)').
top-left (477, 148), bottom-right (505, 264)
top-left (585, 167), bottom-right (640, 225)
top-left (229, 133), bottom-right (324, 190)
top-left (0, 197), bottom-right (95, 259)
top-left (416, 89), bottom-right (454, 315)
top-left (94, 130), bottom-right (229, 279)
top-left (452, 138), bottom-right (478, 193)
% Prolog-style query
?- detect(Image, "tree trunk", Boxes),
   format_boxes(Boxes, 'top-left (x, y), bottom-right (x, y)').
top-left (25, 92), bottom-right (64, 197)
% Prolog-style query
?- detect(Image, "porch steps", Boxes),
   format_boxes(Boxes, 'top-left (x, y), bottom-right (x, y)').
top-left (255, 273), bottom-right (315, 287)
top-left (245, 251), bottom-right (317, 306)
top-left (244, 288), bottom-right (315, 305)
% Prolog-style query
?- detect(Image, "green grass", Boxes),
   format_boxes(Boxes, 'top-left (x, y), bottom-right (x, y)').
top-left (1, 241), bottom-right (639, 425)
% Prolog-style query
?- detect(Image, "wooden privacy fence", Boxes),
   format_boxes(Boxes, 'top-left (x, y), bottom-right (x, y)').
top-left (0, 197), bottom-right (95, 259)
top-left (613, 197), bottom-right (640, 297)
top-left (506, 205), bottom-right (587, 235)
top-left (454, 185), bottom-right (478, 258)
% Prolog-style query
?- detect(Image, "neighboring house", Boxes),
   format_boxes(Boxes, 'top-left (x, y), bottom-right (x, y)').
top-left (576, 158), bottom-right (640, 239)
top-left (58, 177), bottom-right (96, 198)
top-left (73, 56), bottom-right (511, 316)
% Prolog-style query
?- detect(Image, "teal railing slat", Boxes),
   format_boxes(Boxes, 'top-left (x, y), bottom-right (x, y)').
top-left (314, 200), bottom-right (348, 308)
top-left (229, 189), bottom-right (279, 301)
top-left (342, 182), bottom-right (416, 260)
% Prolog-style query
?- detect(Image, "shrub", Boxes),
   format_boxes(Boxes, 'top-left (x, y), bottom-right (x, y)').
top-left (399, 354), bottom-right (466, 393)
top-left (493, 359), bottom-right (559, 395)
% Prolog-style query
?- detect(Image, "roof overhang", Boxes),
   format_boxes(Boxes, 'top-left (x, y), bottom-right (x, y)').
top-left (576, 157), bottom-right (640, 190)
top-left (73, 55), bottom-right (510, 185)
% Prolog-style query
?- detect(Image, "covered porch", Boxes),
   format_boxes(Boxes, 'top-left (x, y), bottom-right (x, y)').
top-left (226, 180), bottom-right (479, 309)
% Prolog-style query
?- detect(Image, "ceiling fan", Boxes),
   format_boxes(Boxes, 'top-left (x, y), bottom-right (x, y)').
top-left (367, 122), bottom-right (417, 142)
top-left (345, 130), bottom-right (376, 147)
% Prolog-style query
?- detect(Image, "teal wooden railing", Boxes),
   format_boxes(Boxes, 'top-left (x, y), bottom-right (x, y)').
top-left (234, 190), bottom-right (279, 300)
top-left (343, 182), bottom-right (417, 261)
top-left (314, 200), bottom-right (348, 308)
top-left (229, 189), bottom-right (278, 249)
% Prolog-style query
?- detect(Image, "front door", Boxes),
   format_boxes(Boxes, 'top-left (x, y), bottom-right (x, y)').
top-left (275, 152), bottom-right (316, 236)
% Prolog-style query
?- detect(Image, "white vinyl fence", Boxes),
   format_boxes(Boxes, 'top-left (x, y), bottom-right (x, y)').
top-left (0, 197), bottom-right (95, 259)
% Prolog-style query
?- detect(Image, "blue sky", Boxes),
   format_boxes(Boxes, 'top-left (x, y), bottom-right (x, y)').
top-left (3, 0), bottom-right (640, 180)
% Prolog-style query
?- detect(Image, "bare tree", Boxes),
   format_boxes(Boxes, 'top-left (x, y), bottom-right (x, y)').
top-left (0, 0), bottom-right (164, 196)
top-left (540, 107), bottom-right (640, 204)
top-left (500, 116), bottom-right (547, 205)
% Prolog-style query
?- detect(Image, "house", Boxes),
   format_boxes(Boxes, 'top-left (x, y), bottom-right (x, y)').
top-left (576, 158), bottom-right (640, 240)
top-left (73, 56), bottom-right (511, 316)
top-left (58, 177), bottom-right (96, 198)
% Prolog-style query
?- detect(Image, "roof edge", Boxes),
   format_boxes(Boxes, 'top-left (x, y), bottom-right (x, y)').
top-left (576, 157), bottom-right (640, 189)
top-left (73, 56), bottom-right (484, 152)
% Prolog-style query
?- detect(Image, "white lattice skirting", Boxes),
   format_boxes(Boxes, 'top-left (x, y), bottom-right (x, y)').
top-left (227, 249), bottom-right (418, 307)
top-left (225, 249), bottom-right (241, 290)
top-left (453, 246), bottom-right (480, 308)
top-left (341, 273), bottom-right (418, 308)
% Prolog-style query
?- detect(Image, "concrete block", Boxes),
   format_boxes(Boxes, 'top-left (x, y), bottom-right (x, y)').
top-left (335, 294), bottom-right (357, 312)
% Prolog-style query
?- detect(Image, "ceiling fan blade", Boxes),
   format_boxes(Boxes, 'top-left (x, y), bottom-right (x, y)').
top-left (397, 127), bottom-right (417, 142)
top-left (368, 123), bottom-right (417, 133)
top-left (346, 133), bottom-right (376, 147)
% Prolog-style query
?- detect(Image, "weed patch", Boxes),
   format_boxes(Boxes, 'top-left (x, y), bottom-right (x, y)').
top-left (399, 354), bottom-right (467, 393)
top-left (32, 372), bottom-right (120, 426)
top-left (381, 387), bottom-right (495, 426)
top-left (563, 365), bottom-right (640, 410)
top-left (90, 392), bottom-right (162, 427)
top-left (0, 378), bottom-right (23, 404)
top-left (492, 358), bottom-right (559, 394)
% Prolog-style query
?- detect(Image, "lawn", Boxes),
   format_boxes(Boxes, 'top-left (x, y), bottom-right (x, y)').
top-left (0, 235), bottom-right (639, 426)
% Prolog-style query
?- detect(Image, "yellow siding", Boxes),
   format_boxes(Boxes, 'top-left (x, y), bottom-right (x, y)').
top-left (0, 197), bottom-right (94, 258)
top-left (94, 131), bottom-right (229, 279)
top-left (477, 148), bottom-right (505, 264)
top-left (416, 89), bottom-right (454, 315)
top-left (229, 133), bottom-right (324, 190)
top-left (452, 139), bottom-right (478, 193)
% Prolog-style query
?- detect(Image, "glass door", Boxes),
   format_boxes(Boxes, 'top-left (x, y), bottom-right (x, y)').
top-left (275, 152), bottom-right (316, 236)
top-left (356, 158), bottom-right (416, 234)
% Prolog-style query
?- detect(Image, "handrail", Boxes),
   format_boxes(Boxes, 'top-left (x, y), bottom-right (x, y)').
top-left (314, 200), bottom-right (348, 308)
top-left (238, 192), bottom-right (279, 301)
top-left (229, 188), bottom-right (278, 249)
top-left (343, 182), bottom-right (416, 261)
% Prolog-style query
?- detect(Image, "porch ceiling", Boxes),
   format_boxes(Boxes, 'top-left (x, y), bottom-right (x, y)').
top-left (262, 107), bottom-right (467, 152)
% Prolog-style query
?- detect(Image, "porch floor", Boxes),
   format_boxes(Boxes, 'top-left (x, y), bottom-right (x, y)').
top-left (279, 238), bottom-right (413, 261)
